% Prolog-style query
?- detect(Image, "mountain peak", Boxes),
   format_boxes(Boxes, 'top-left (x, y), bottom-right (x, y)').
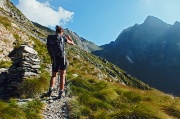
top-left (144, 16), bottom-right (166, 25)
top-left (174, 21), bottom-right (180, 25)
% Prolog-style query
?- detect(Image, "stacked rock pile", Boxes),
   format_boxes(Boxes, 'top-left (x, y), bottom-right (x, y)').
top-left (6, 45), bottom-right (41, 92)
top-left (0, 45), bottom-right (41, 98)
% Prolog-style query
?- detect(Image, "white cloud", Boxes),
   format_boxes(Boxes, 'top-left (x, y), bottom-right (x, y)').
top-left (17, 0), bottom-right (74, 27)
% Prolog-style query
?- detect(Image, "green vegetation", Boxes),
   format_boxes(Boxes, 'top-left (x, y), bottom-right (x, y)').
top-left (30, 36), bottom-right (51, 65)
top-left (13, 33), bottom-right (25, 48)
top-left (0, 15), bottom-right (11, 28)
top-left (0, 60), bottom-right (12, 68)
top-left (67, 71), bottom-right (180, 119)
top-left (0, 99), bottom-right (44, 119)
top-left (66, 46), bottom-right (180, 119)
top-left (17, 71), bottom-right (50, 98)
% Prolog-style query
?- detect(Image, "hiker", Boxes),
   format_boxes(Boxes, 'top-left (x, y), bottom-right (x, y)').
top-left (47, 25), bottom-right (74, 98)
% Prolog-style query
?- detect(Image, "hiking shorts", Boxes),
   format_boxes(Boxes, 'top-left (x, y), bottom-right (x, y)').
top-left (52, 57), bottom-right (68, 72)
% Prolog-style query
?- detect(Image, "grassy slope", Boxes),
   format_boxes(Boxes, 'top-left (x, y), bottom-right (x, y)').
top-left (66, 46), bottom-right (180, 119)
top-left (0, 99), bottom-right (43, 119)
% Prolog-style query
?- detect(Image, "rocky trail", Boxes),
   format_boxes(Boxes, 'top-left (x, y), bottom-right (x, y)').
top-left (42, 96), bottom-right (70, 119)
top-left (41, 77), bottom-right (71, 119)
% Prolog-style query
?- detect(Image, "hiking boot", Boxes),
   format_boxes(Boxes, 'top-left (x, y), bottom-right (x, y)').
top-left (57, 90), bottom-right (64, 99)
top-left (47, 88), bottom-right (53, 97)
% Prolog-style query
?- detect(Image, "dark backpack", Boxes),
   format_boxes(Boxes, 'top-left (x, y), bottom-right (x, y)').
top-left (46, 34), bottom-right (65, 59)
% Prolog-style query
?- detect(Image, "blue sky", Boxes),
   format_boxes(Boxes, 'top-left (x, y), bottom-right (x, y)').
top-left (10, 0), bottom-right (180, 46)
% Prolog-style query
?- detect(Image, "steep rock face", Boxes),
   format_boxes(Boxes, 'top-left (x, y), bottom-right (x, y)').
top-left (93, 16), bottom-right (180, 96)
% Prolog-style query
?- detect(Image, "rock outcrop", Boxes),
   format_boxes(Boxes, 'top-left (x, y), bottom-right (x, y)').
top-left (0, 24), bottom-right (16, 61)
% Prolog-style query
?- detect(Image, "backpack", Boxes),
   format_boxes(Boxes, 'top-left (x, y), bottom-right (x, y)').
top-left (46, 34), bottom-right (65, 59)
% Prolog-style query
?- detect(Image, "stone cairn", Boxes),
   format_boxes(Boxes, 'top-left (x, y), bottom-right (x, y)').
top-left (0, 45), bottom-right (41, 97)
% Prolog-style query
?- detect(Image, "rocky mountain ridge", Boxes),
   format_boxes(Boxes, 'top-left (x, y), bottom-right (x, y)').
top-left (93, 16), bottom-right (180, 96)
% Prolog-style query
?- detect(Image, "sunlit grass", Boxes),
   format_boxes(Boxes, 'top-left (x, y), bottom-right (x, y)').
top-left (22, 100), bottom-right (44, 119)
top-left (17, 70), bottom-right (50, 98)
top-left (0, 60), bottom-right (12, 68)
top-left (0, 99), bottom-right (44, 119)
top-left (68, 74), bottom-right (180, 118)
top-left (0, 16), bottom-right (11, 28)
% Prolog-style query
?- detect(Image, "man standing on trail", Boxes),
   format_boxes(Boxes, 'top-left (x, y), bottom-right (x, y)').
top-left (47, 25), bottom-right (75, 98)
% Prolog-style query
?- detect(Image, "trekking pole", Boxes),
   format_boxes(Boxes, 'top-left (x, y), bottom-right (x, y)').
top-left (57, 67), bottom-right (60, 95)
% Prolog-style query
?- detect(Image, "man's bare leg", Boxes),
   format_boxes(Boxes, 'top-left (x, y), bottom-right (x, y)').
top-left (47, 72), bottom-right (57, 96)
top-left (60, 70), bottom-right (66, 91)
top-left (50, 72), bottom-right (57, 88)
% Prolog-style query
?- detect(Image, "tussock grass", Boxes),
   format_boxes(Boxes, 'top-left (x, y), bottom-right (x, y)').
top-left (69, 75), bottom-right (180, 118)
top-left (0, 99), bottom-right (43, 119)
top-left (0, 60), bottom-right (12, 68)
top-left (17, 72), bottom-right (50, 98)
top-left (13, 33), bottom-right (24, 48)
top-left (22, 100), bottom-right (44, 119)
top-left (93, 109), bottom-right (109, 119)
top-left (0, 16), bottom-right (11, 28)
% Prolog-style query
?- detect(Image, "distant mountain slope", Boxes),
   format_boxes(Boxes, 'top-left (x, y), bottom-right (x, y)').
top-left (65, 28), bottom-right (102, 52)
top-left (93, 16), bottom-right (180, 96)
